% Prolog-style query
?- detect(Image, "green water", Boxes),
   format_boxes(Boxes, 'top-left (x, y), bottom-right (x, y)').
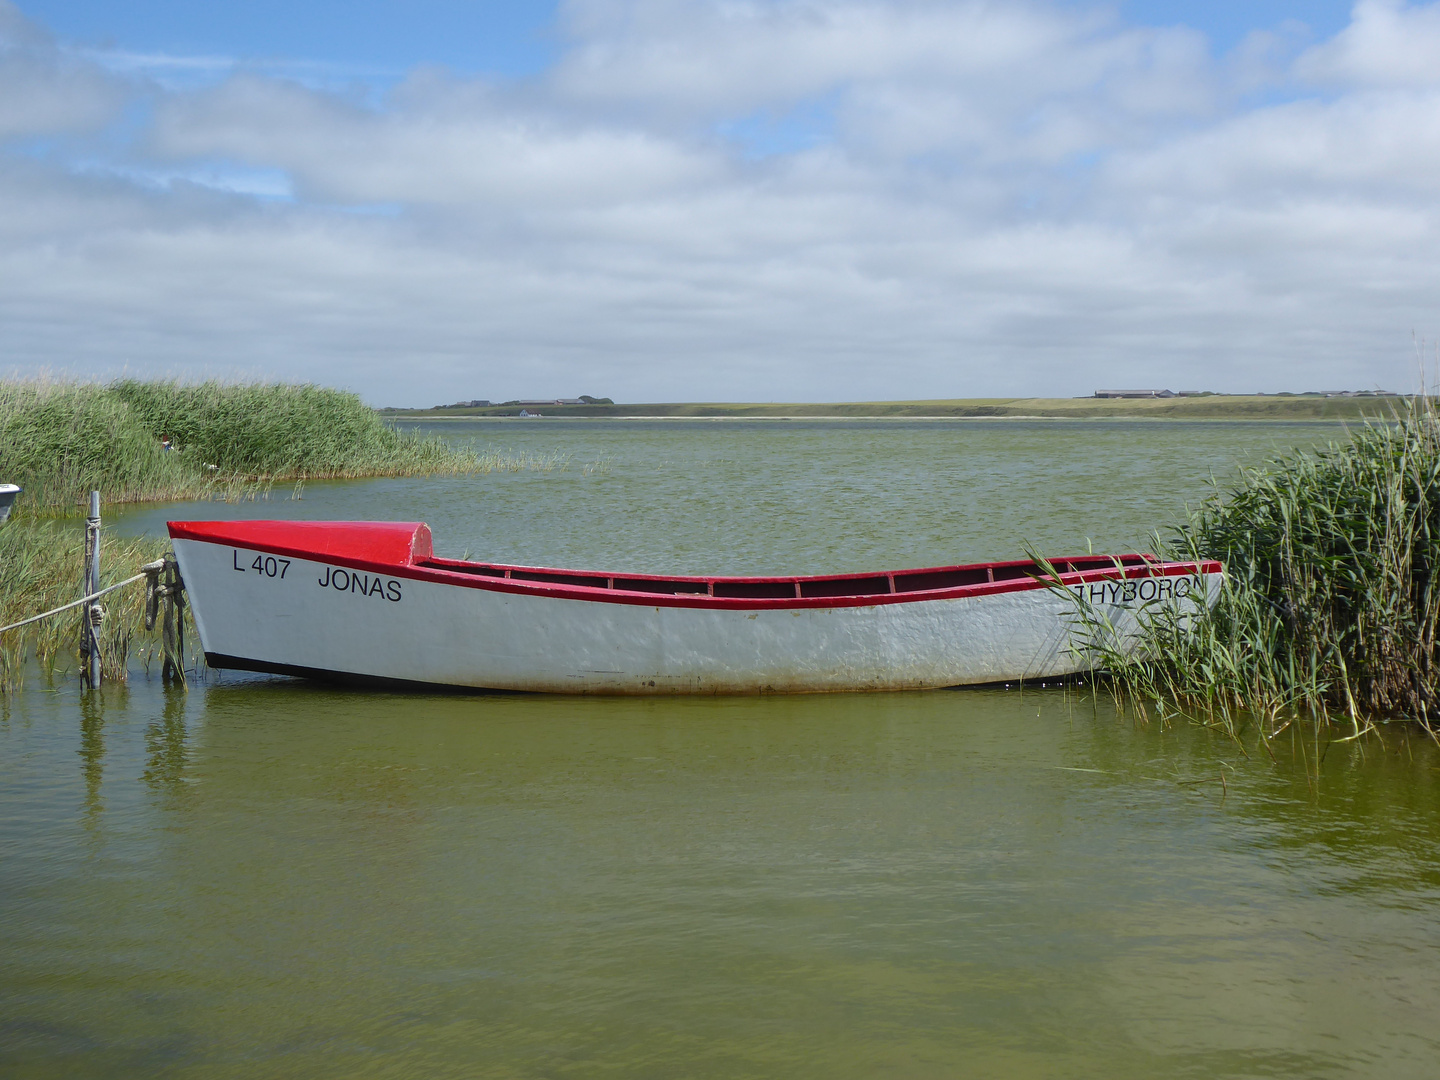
top-left (6, 420), bottom-right (1439, 1078)
top-left (118, 418), bottom-right (1365, 573)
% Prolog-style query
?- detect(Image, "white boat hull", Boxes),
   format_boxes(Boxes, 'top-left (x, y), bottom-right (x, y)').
top-left (171, 525), bottom-right (1221, 694)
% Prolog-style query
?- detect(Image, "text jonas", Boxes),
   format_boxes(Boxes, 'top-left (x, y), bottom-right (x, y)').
top-left (318, 566), bottom-right (403, 602)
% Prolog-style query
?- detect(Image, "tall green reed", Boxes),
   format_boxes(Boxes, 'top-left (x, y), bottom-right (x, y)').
top-left (0, 380), bottom-right (205, 512)
top-left (1080, 396), bottom-right (1440, 736)
top-left (111, 379), bottom-right (468, 478)
top-left (2, 378), bottom-right (560, 516)
top-left (0, 520), bottom-right (177, 692)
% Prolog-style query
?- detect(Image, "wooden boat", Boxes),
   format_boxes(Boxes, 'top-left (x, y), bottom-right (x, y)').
top-left (168, 519), bottom-right (1222, 694)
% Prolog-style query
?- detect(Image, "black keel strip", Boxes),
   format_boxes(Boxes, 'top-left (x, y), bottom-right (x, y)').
top-left (203, 653), bottom-right (1082, 694)
top-left (204, 652), bottom-right (517, 694)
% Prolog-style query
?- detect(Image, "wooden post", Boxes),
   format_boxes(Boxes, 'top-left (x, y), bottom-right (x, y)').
top-left (82, 490), bottom-right (102, 689)
top-left (162, 556), bottom-right (184, 684)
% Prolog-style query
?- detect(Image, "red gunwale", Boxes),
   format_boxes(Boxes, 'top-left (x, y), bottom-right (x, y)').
top-left (169, 520), bottom-right (1221, 612)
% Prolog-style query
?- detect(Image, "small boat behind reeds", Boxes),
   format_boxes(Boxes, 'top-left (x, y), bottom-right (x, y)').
top-left (0, 484), bottom-right (20, 524)
top-left (169, 520), bottom-right (1222, 694)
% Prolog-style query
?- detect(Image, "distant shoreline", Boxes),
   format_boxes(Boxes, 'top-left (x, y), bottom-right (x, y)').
top-left (383, 395), bottom-right (1406, 422)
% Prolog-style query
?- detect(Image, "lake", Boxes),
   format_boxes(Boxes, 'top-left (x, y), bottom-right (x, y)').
top-left (4, 420), bottom-right (1438, 1078)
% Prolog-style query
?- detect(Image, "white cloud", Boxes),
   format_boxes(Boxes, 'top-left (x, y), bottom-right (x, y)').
top-left (554, 0), bottom-right (1222, 160)
top-left (1297, 0), bottom-right (1440, 88)
top-left (1, 0), bottom-right (1438, 404)
top-left (151, 73), bottom-right (723, 207)
top-left (0, 1), bottom-right (122, 137)
top-left (553, 0), bottom-right (1093, 115)
top-left (1104, 90), bottom-right (1440, 201)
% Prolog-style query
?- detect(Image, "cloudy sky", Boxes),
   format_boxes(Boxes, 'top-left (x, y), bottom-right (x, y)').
top-left (2, 0), bottom-right (1436, 405)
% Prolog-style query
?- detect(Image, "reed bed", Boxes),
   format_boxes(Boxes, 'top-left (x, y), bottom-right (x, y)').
top-left (1, 378), bottom-right (564, 690)
top-left (2, 380), bottom-right (207, 512)
top-left (112, 380), bottom-right (474, 481)
top-left (1081, 396), bottom-right (1440, 737)
top-left (2, 378), bottom-right (558, 515)
top-left (0, 520), bottom-right (172, 691)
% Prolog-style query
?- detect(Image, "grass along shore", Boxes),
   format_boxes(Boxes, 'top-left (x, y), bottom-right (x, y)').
top-left (0, 521), bottom-right (169, 690)
top-left (0, 378), bottom-right (563, 690)
top-left (1080, 395), bottom-right (1440, 736)
top-left (4, 378), bottom-right (561, 515)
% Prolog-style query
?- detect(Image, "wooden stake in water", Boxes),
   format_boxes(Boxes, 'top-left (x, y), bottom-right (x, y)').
top-left (161, 555), bottom-right (186, 686)
top-left (82, 490), bottom-right (102, 689)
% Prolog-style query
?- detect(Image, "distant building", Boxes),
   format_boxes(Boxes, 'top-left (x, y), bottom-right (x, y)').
top-left (1094, 389), bottom-right (1175, 399)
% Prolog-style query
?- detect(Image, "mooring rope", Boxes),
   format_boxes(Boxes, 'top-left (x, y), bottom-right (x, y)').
top-left (0, 560), bottom-right (165, 635)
